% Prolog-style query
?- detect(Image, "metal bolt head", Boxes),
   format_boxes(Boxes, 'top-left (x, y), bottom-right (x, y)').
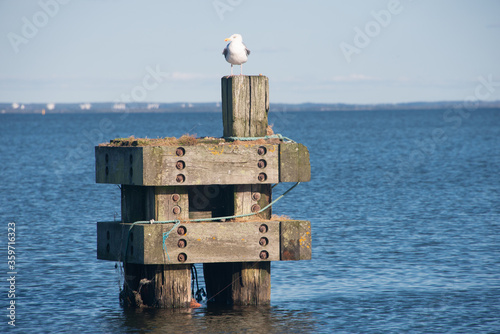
top-left (259, 250), bottom-right (269, 260)
top-left (176, 174), bottom-right (185, 183)
top-left (259, 224), bottom-right (268, 233)
top-left (252, 192), bottom-right (261, 201)
top-left (257, 146), bottom-right (267, 155)
top-left (178, 239), bottom-right (187, 248)
top-left (177, 226), bottom-right (186, 235)
top-left (259, 237), bottom-right (268, 246)
top-left (171, 193), bottom-right (180, 202)
top-left (176, 160), bottom-right (185, 170)
top-left (176, 147), bottom-right (185, 156)
top-left (258, 173), bottom-right (267, 182)
top-left (257, 159), bottom-right (267, 169)
top-left (251, 204), bottom-right (261, 213)
top-left (178, 253), bottom-right (187, 262)
top-left (172, 206), bottom-right (181, 215)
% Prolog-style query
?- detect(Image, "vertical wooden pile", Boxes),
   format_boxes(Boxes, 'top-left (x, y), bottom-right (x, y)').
top-left (120, 186), bottom-right (191, 308)
top-left (204, 75), bottom-right (272, 305)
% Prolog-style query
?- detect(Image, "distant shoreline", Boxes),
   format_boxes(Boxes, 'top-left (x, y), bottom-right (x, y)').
top-left (1, 101), bottom-right (499, 114)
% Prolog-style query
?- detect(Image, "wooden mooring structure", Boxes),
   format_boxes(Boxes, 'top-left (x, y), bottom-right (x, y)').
top-left (96, 75), bottom-right (311, 308)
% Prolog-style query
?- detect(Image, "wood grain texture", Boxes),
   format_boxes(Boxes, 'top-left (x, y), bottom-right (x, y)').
top-left (97, 221), bottom-right (281, 264)
top-left (222, 75), bottom-right (269, 137)
top-left (279, 143), bottom-right (311, 182)
top-left (96, 144), bottom-right (279, 186)
top-left (118, 185), bottom-right (192, 308)
top-left (280, 220), bottom-right (312, 261)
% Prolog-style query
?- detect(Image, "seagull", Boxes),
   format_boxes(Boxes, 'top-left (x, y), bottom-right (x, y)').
top-left (222, 34), bottom-right (250, 76)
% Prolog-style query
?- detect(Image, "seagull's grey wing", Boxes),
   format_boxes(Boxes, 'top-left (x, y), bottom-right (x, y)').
top-left (243, 42), bottom-right (250, 56)
top-left (222, 47), bottom-right (228, 57)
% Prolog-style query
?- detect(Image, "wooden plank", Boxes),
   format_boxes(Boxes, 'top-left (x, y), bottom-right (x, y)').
top-left (147, 144), bottom-right (279, 186)
top-left (97, 220), bottom-right (127, 262)
top-left (97, 221), bottom-right (281, 264)
top-left (279, 143), bottom-right (311, 182)
top-left (222, 75), bottom-right (269, 137)
top-left (96, 144), bottom-right (280, 186)
top-left (95, 147), bottom-right (143, 185)
top-left (280, 220), bottom-right (312, 261)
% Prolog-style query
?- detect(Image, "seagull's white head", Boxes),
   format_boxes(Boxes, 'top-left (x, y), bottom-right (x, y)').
top-left (224, 34), bottom-right (243, 42)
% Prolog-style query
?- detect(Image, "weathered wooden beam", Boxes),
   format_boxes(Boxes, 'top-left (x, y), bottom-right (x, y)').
top-left (96, 144), bottom-right (280, 186)
top-left (279, 143), bottom-right (311, 182)
top-left (280, 220), bottom-right (312, 261)
top-left (97, 220), bottom-right (290, 264)
top-left (222, 75), bottom-right (269, 137)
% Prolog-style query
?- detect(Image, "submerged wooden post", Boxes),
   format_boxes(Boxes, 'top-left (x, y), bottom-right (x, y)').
top-left (120, 185), bottom-right (191, 308)
top-left (204, 75), bottom-right (272, 306)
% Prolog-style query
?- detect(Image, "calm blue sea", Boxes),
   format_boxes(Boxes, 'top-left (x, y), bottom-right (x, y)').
top-left (0, 109), bottom-right (499, 333)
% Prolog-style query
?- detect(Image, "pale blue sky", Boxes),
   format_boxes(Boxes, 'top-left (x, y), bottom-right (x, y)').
top-left (1, 0), bottom-right (499, 104)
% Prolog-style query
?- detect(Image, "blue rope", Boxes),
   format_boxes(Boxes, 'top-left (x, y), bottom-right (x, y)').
top-left (162, 221), bottom-right (180, 262)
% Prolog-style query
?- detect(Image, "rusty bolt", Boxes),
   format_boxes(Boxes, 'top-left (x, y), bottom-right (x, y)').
top-left (251, 204), bottom-right (261, 213)
top-left (259, 237), bottom-right (268, 246)
top-left (172, 206), bottom-right (181, 215)
top-left (252, 192), bottom-right (261, 201)
top-left (257, 146), bottom-right (267, 155)
top-left (177, 239), bottom-right (187, 248)
top-left (259, 224), bottom-right (268, 233)
top-left (259, 250), bottom-right (269, 260)
top-left (177, 226), bottom-right (186, 236)
top-left (171, 193), bottom-right (180, 202)
top-left (178, 253), bottom-right (187, 262)
top-left (176, 174), bottom-right (185, 183)
top-left (176, 160), bottom-right (185, 170)
top-left (176, 147), bottom-right (185, 156)
top-left (257, 159), bottom-right (267, 169)
top-left (258, 173), bottom-right (267, 182)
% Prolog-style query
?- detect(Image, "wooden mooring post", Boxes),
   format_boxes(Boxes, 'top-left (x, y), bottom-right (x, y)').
top-left (95, 75), bottom-right (311, 308)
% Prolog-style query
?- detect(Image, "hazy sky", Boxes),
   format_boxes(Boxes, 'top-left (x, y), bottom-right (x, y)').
top-left (1, 0), bottom-right (499, 104)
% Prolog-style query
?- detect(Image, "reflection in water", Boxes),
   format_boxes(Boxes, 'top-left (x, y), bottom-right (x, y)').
top-left (102, 305), bottom-right (316, 333)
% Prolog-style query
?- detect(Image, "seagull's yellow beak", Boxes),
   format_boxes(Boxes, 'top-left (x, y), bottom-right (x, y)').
top-left (224, 37), bottom-right (231, 41)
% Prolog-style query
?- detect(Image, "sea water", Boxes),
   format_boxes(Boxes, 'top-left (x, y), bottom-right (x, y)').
top-left (0, 109), bottom-right (499, 333)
